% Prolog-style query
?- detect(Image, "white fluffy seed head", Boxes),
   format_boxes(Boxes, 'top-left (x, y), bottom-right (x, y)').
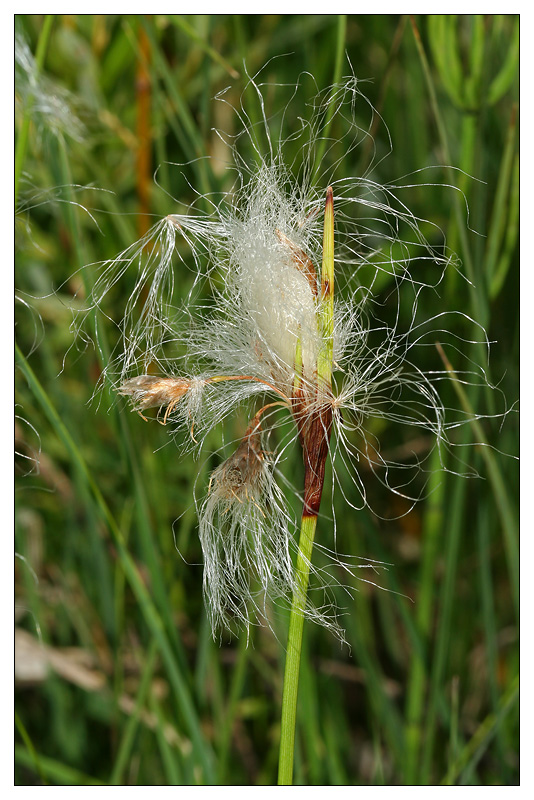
top-left (69, 70), bottom-right (506, 640)
top-left (227, 165), bottom-right (321, 386)
top-left (199, 426), bottom-right (350, 640)
top-left (198, 430), bottom-right (295, 636)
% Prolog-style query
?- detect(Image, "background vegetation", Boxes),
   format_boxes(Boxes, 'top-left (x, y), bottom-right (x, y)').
top-left (15, 14), bottom-right (519, 785)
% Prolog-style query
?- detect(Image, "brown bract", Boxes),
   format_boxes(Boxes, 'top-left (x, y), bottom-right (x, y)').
top-left (276, 229), bottom-right (318, 297)
top-left (118, 375), bottom-right (190, 422)
top-left (292, 390), bottom-right (333, 517)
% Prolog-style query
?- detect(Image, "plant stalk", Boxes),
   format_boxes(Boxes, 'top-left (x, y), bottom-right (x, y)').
top-left (15, 14), bottom-right (54, 210)
top-left (278, 186), bottom-right (335, 784)
top-left (278, 513), bottom-right (319, 784)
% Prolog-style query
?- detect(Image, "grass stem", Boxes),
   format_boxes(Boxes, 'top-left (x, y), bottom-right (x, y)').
top-left (278, 185), bottom-right (335, 785)
top-left (278, 513), bottom-right (318, 785)
top-left (15, 14), bottom-right (54, 210)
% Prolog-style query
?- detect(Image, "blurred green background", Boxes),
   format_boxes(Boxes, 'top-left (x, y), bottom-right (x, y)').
top-left (15, 14), bottom-right (518, 786)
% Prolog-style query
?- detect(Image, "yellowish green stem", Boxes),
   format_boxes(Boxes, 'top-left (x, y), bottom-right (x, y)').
top-left (317, 186), bottom-right (335, 389)
top-left (278, 187), bottom-right (335, 785)
top-left (278, 513), bottom-right (318, 785)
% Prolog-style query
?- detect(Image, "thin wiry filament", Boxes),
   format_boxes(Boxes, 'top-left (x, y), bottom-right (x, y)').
top-left (69, 69), bottom-right (508, 640)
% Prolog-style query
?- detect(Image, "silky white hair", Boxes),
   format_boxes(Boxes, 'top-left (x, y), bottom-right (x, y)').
top-left (70, 67), bottom-right (502, 639)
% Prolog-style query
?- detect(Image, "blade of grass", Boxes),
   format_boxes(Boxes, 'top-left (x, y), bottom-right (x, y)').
top-left (298, 633), bottom-right (324, 785)
top-left (312, 15), bottom-right (347, 177)
top-left (15, 711), bottom-right (47, 785)
top-left (427, 16), bottom-right (464, 108)
top-left (15, 744), bottom-right (105, 786)
top-left (15, 343), bottom-right (215, 784)
top-left (419, 466), bottom-right (468, 784)
top-left (465, 15), bottom-right (485, 108)
top-left (121, 20), bottom-right (202, 188)
top-left (487, 16), bottom-right (519, 105)
top-left (135, 21), bottom-right (152, 239)
top-left (358, 15), bottom-right (407, 169)
top-left (436, 342), bottom-right (518, 620)
top-left (110, 638), bottom-right (159, 785)
top-left (323, 709), bottom-right (348, 785)
top-left (485, 104), bottom-right (518, 295)
top-left (447, 676), bottom-right (460, 779)
top-left (194, 615), bottom-right (225, 744)
top-left (404, 447), bottom-right (446, 784)
top-left (113, 500), bottom-right (133, 717)
top-left (149, 692), bottom-right (184, 785)
top-left (170, 15), bottom-right (239, 79)
top-left (216, 633), bottom-right (250, 783)
top-left (350, 506), bottom-right (461, 772)
top-left (345, 608), bottom-right (405, 768)
top-left (491, 149), bottom-right (518, 300)
top-left (15, 14), bottom-right (54, 210)
top-left (410, 16), bottom-right (483, 325)
top-left (477, 503), bottom-right (510, 778)
top-left (441, 674), bottom-right (518, 785)
top-left (138, 17), bottom-right (213, 202)
top-left (51, 135), bottom-right (189, 673)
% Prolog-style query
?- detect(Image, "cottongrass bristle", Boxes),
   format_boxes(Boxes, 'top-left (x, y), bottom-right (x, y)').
top-left (68, 69), bottom-right (509, 640)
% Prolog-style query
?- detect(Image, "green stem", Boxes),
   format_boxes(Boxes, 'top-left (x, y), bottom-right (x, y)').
top-left (15, 14), bottom-right (54, 210)
top-left (278, 513), bottom-right (318, 785)
top-left (278, 185), bottom-right (335, 784)
top-left (318, 186), bottom-right (335, 386)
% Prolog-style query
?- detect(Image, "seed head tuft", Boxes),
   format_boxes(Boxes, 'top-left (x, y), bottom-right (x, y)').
top-left (72, 70), bottom-right (505, 640)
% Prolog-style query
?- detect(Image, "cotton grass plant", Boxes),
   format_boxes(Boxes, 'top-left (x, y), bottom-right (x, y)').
top-left (67, 68), bottom-right (501, 784)
top-left (15, 16), bottom-right (520, 786)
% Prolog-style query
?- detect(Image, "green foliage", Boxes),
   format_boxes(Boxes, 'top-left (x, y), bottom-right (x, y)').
top-left (15, 14), bottom-right (518, 785)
